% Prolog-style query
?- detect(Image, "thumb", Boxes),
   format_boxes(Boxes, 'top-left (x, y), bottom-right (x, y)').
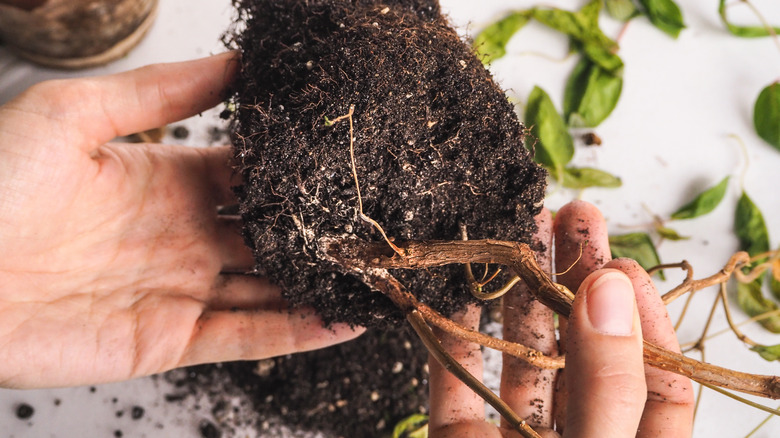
top-left (563, 269), bottom-right (646, 438)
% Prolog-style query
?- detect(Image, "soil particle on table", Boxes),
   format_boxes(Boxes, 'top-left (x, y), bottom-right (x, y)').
top-left (131, 405), bottom-right (145, 420)
top-left (15, 403), bottom-right (34, 420)
top-left (225, 0), bottom-right (547, 328)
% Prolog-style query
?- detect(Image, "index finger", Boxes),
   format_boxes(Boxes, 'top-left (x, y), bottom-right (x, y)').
top-left (11, 52), bottom-right (239, 152)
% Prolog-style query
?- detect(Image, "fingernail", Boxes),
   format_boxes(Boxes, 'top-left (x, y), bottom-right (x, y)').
top-left (586, 271), bottom-right (635, 336)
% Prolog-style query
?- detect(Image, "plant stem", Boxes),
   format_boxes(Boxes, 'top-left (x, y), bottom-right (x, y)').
top-left (407, 310), bottom-right (541, 438)
top-left (320, 235), bottom-right (780, 399)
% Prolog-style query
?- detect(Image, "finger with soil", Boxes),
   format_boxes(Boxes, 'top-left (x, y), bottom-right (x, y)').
top-left (603, 258), bottom-right (694, 438)
top-left (428, 304), bottom-right (487, 430)
top-left (552, 200), bottom-right (611, 432)
top-left (501, 209), bottom-right (557, 430)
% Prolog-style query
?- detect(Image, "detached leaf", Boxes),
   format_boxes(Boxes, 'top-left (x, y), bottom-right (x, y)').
top-left (754, 82), bottom-right (780, 150)
top-left (564, 57), bottom-right (623, 127)
top-left (609, 232), bottom-right (664, 279)
top-left (718, 0), bottom-right (780, 37)
top-left (639, 0), bottom-right (686, 38)
top-left (552, 166), bottom-right (622, 189)
top-left (751, 344), bottom-right (780, 362)
top-left (525, 86), bottom-right (574, 177)
top-left (670, 177), bottom-right (730, 220)
top-left (606, 0), bottom-right (641, 21)
top-left (656, 225), bottom-right (689, 241)
top-left (735, 191), bottom-right (770, 259)
top-left (473, 11), bottom-right (532, 64)
top-left (393, 414), bottom-right (429, 438)
top-left (771, 257), bottom-right (780, 301)
top-left (531, 0), bottom-right (623, 72)
top-left (737, 280), bottom-right (780, 333)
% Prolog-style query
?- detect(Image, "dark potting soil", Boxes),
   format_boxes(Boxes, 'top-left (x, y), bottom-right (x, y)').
top-left (167, 325), bottom-right (429, 437)
top-left (225, 0), bottom-right (547, 328)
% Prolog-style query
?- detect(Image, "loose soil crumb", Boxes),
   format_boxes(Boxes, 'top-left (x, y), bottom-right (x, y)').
top-left (15, 403), bottom-right (34, 420)
top-left (226, 0), bottom-right (547, 328)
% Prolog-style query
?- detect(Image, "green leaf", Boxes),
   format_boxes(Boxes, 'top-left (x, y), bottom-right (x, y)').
top-left (564, 57), bottom-right (623, 127)
top-left (771, 258), bottom-right (780, 302)
top-left (718, 0), bottom-right (780, 37)
top-left (656, 225), bottom-right (689, 241)
top-left (525, 86), bottom-right (574, 177)
top-left (670, 177), bottom-right (730, 220)
top-left (737, 279), bottom-right (780, 333)
top-left (551, 166), bottom-right (622, 189)
top-left (754, 82), bottom-right (780, 150)
top-left (735, 191), bottom-right (770, 259)
top-left (751, 344), bottom-right (780, 362)
top-left (392, 414), bottom-right (429, 438)
top-left (473, 11), bottom-right (533, 64)
top-left (609, 232), bottom-right (664, 279)
top-left (638, 0), bottom-right (685, 38)
top-left (531, 1), bottom-right (623, 72)
top-left (605, 0), bottom-right (641, 21)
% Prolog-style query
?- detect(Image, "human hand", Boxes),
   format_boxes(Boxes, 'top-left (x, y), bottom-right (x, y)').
top-left (428, 200), bottom-right (695, 437)
top-left (0, 53), bottom-right (363, 389)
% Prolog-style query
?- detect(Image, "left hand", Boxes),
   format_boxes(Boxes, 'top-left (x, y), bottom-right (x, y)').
top-left (0, 53), bottom-right (363, 389)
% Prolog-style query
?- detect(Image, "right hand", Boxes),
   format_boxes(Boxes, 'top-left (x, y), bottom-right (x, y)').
top-left (428, 200), bottom-right (695, 437)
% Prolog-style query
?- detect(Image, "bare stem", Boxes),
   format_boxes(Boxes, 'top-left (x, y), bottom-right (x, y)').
top-left (320, 235), bottom-right (780, 399)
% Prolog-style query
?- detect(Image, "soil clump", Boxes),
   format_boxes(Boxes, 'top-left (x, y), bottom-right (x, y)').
top-left (226, 0), bottom-right (547, 328)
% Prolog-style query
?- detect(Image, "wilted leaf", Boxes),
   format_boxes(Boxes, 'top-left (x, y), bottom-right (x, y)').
top-left (670, 177), bottom-right (730, 220)
top-left (718, 0), bottom-right (780, 37)
top-left (735, 191), bottom-right (770, 259)
top-left (606, 0), bottom-right (641, 21)
top-left (737, 279), bottom-right (780, 333)
top-left (552, 166), bottom-right (622, 189)
top-left (525, 86), bottom-right (574, 177)
top-left (564, 57), bottom-right (623, 127)
top-left (393, 414), bottom-right (429, 438)
top-left (656, 225), bottom-right (689, 241)
top-left (751, 344), bottom-right (780, 362)
top-left (639, 0), bottom-right (685, 38)
top-left (473, 11), bottom-right (533, 64)
top-left (754, 82), bottom-right (780, 150)
top-left (609, 232), bottom-right (664, 279)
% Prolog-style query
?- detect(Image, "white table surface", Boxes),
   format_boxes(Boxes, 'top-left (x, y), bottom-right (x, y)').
top-left (1, 0), bottom-right (780, 437)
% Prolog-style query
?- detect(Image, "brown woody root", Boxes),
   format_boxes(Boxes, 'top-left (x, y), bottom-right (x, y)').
top-left (319, 235), bottom-right (780, 400)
